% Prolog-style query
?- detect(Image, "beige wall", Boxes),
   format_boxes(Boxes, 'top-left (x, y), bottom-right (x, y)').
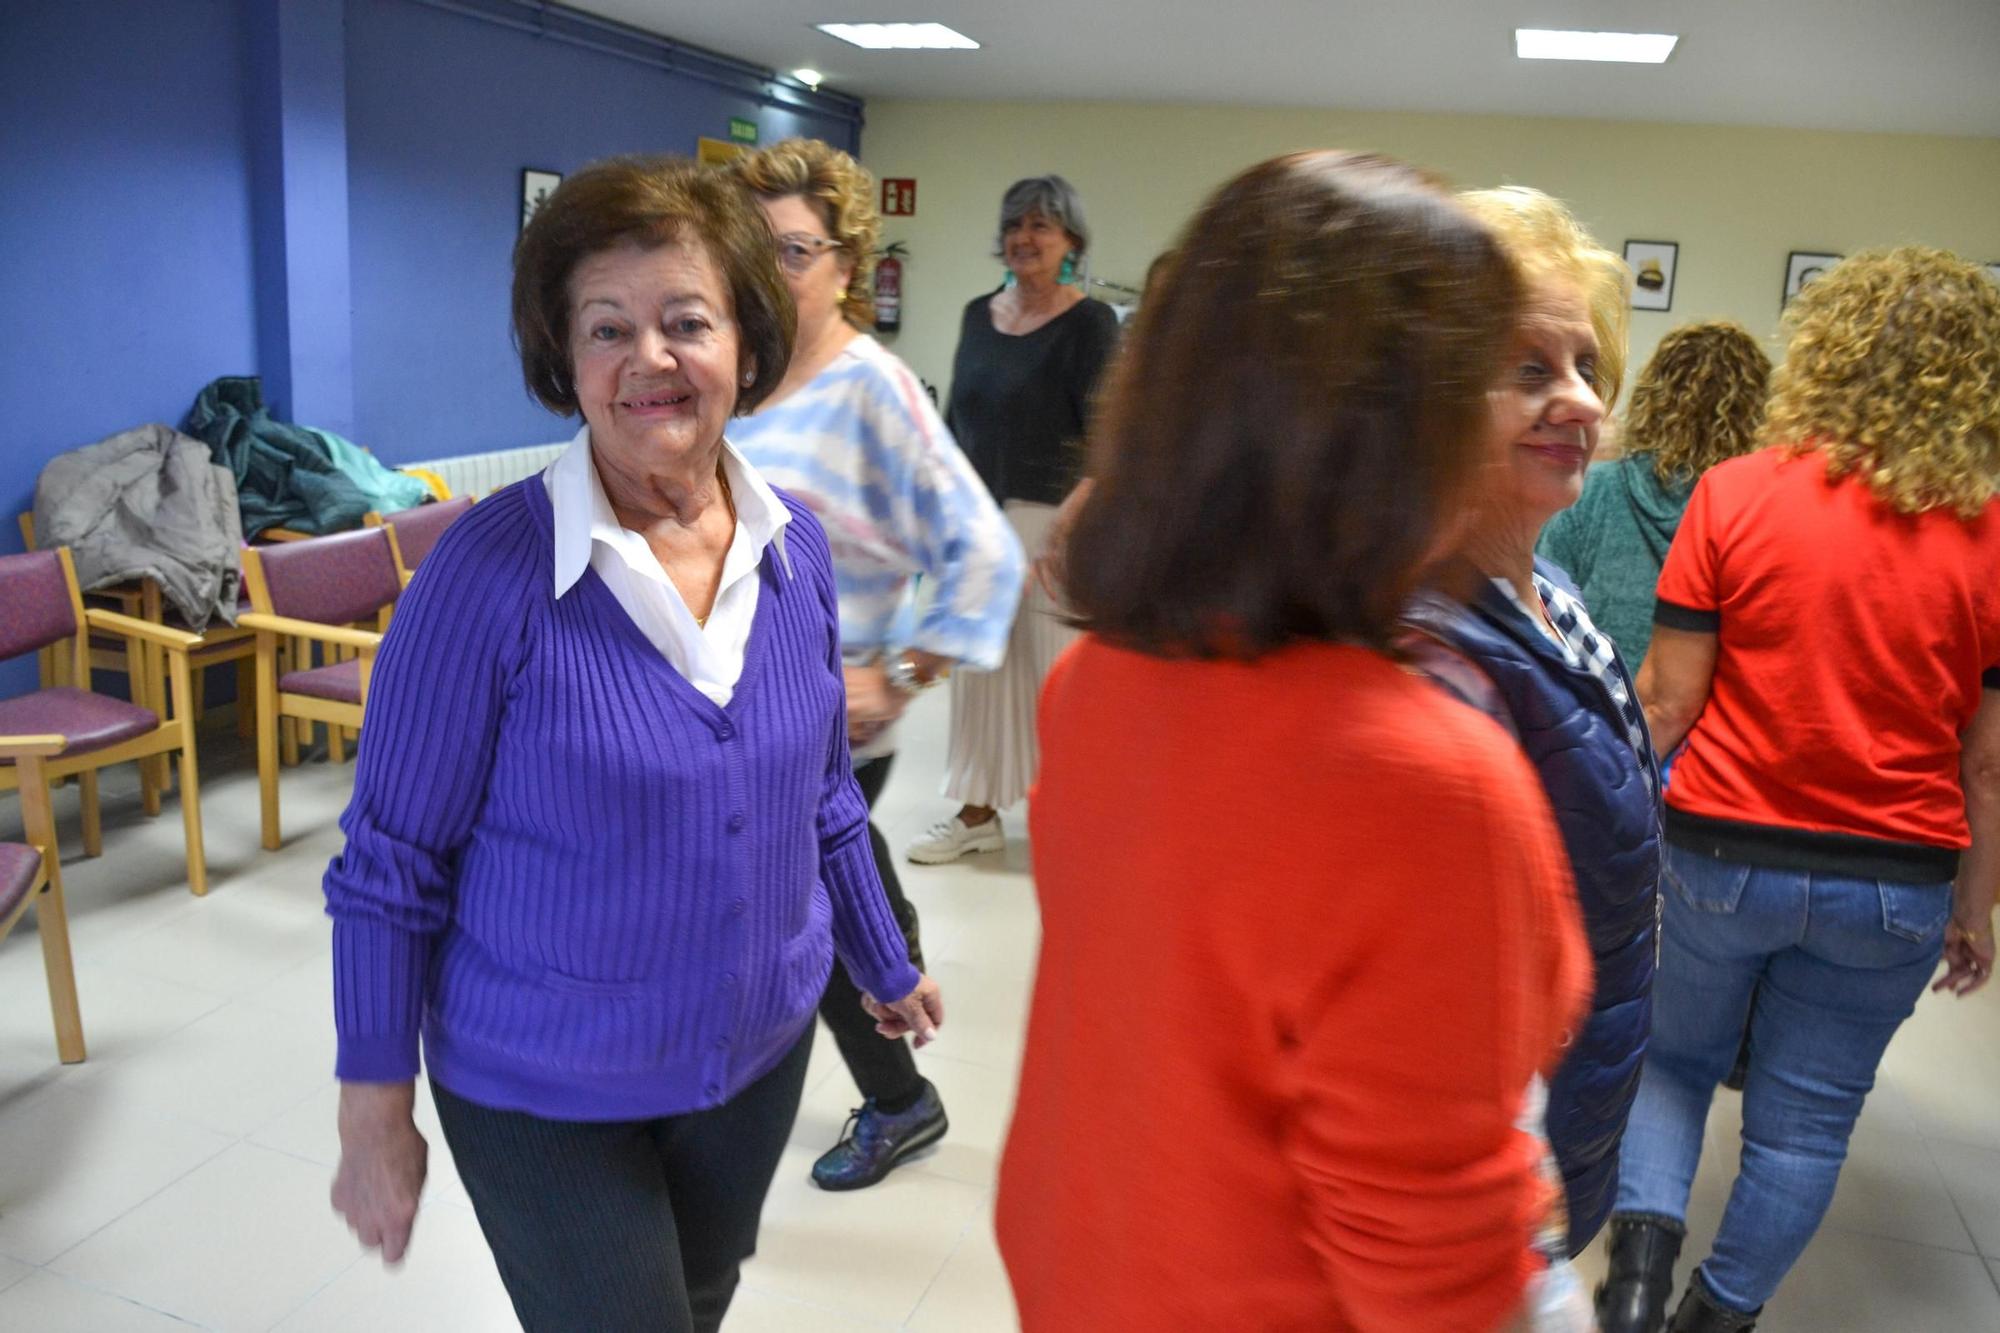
top-left (859, 99), bottom-right (2000, 404)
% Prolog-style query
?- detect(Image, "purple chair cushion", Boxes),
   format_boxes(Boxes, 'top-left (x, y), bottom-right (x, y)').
top-left (279, 658), bottom-right (363, 705)
top-left (386, 497), bottom-right (473, 571)
top-left (256, 529), bottom-right (400, 626)
top-left (0, 551), bottom-right (78, 661)
top-left (0, 843), bottom-right (40, 923)
top-left (0, 688), bottom-right (158, 757)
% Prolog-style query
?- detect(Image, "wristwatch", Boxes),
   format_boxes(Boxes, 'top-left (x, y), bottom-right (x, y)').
top-left (885, 654), bottom-right (933, 697)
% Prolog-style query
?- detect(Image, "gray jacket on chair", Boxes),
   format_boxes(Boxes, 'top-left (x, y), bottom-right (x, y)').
top-left (33, 423), bottom-right (244, 629)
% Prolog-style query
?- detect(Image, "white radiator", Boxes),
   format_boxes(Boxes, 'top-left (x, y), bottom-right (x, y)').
top-left (402, 442), bottom-right (567, 498)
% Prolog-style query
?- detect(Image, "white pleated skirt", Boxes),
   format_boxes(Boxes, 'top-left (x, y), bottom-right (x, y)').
top-left (943, 500), bottom-right (1078, 810)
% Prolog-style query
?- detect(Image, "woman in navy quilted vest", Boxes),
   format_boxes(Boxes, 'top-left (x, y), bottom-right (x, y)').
top-left (319, 156), bottom-right (942, 1333)
top-left (1410, 185), bottom-right (1661, 1262)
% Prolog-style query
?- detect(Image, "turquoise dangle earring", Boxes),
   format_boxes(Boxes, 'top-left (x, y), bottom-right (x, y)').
top-left (1059, 252), bottom-right (1078, 285)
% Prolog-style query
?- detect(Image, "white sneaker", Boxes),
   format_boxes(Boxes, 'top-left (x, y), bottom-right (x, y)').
top-left (906, 814), bottom-right (1005, 864)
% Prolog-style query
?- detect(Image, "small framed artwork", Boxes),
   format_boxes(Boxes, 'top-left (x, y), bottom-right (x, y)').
top-left (1784, 251), bottom-right (1842, 306)
top-left (1624, 240), bottom-right (1678, 312)
top-left (1987, 262), bottom-right (2000, 286)
top-left (521, 168), bottom-right (562, 232)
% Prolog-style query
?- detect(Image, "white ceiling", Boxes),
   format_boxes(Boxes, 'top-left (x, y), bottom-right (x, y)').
top-left (566, 0), bottom-right (2000, 137)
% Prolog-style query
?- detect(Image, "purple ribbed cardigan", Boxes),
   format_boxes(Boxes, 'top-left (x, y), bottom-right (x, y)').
top-left (323, 477), bottom-right (919, 1120)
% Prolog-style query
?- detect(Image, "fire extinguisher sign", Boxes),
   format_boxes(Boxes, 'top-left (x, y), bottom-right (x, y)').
top-left (881, 179), bottom-right (917, 216)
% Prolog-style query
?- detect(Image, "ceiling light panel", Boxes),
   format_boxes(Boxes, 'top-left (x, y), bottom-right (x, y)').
top-left (1514, 29), bottom-right (1679, 64)
top-left (814, 22), bottom-right (980, 50)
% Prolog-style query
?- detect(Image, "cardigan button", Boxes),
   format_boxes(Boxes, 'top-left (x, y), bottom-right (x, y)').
top-left (730, 898), bottom-right (747, 916)
top-left (716, 723), bottom-right (735, 740)
top-left (728, 813), bottom-right (746, 833)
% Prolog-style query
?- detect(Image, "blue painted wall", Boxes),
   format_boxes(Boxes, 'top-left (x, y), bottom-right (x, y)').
top-left (344, 0), bottom-right (863, 463)
top-left (0, 0), bottom-right (260, 537)
top-left (1, 0), bottom-right (863, 700)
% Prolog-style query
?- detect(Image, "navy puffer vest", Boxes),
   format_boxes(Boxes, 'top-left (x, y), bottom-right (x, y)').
top-left (1409, 560), bottom-right (1661, 1256)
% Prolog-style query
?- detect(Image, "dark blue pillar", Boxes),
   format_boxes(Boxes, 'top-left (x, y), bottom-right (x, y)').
top-left (246, 0), bottom-right (354, 434)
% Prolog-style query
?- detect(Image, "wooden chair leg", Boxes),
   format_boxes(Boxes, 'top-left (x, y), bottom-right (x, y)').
top-left (167, 652), bottom-right (209, 896)
top-left (235, 657), bottom-right (256, 740)
top-left (137, 630), bottom-right (172, 805)
top-left (17, 757), bottom-right (83, 1063)
top-left (328, 716), bottom-right (346, 764)
top-left (257, 639), bottom-right (283, 851)
top-left (78, 770), bottom-right (102, 857)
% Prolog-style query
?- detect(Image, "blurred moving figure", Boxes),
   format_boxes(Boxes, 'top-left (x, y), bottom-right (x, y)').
top-left (997, 151), bottom-right (1593, 1331)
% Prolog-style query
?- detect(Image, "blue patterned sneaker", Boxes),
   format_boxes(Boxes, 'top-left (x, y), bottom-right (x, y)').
top-left (810, 1081), bottom-right (948, 1191)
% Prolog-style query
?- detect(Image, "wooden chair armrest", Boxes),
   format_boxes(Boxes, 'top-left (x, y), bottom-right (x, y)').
top-left (84, 608), bottom-right (203, 652)
top-left (237, 612), bottom-right (384, 653)
top-left (0, 734), bottom-right (68, 759)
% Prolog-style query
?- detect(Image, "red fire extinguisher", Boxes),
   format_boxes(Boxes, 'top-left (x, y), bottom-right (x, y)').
top-left (874, 242), bottom-right (906, 334)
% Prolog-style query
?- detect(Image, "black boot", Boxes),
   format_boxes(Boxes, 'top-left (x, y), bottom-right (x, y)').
top-left (1668, 1270), bottom-right (1760, 1332)
top-left (1595, 1212), bottom-right (1685, 1333)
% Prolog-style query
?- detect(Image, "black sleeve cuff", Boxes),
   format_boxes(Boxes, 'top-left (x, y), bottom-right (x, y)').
top-left (1654, 598), bottom-right (1720, 632)
top-left (1983, 667), bottom-right (2000, 691)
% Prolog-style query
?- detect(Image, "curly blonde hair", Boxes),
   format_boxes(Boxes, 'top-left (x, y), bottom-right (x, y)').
top-left (1764, 248), bottom-right (2000, 516)
top-left (1458, 186), bottom-right (1632, 411)
top-left (732, 137), bottom-right (880, 327)
top-left (1623, 322), bottom-right (1772, 484)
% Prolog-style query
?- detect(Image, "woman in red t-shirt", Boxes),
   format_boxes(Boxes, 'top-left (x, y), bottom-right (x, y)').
top-left (1600, 249), bottom-right (2000, 1333)
top-left (994, 151), bottom-right (1593, 1332)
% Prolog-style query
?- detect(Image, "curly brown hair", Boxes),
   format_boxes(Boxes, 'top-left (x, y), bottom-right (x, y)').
top-left (1458, 186), bottom-right (1632, 411)
top-left (1064, 151), bottom-right (1522, 656)
top-left (1767, 247), bottom-right (2000, 517)
top-left (511, 155), bottom-right (795, 417)
top-left (732, 137), bottom-right (881, 327)
top-left (1622, 322), bottom-right (1772, 484)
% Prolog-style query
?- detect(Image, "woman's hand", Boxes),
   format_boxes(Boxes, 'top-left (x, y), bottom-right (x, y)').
top-left (1934, 912), bottom-right (1995, 996)
top-left (861, 974), bottom-right (945, 1049)
top-left (331, 1081), bottom-right (428, 1264)
top-left (844, 664), bottom-right (909, 745)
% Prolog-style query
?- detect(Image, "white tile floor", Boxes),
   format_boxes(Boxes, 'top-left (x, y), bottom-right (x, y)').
top-left (0, 691), bottom-right (1998, 1330)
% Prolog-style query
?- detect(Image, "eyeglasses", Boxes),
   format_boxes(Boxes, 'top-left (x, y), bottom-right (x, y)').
top-left (775, 232), bottom-right (843, 275)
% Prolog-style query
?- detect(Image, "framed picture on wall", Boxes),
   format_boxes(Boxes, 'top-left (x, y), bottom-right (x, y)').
top-left (1623, 240), bottom-right (1679, 312)
top-left (1783, 251), bottom-right (1842, 306)
top-left (1987, 262), bottom-right (2000, 286)
top-left (521, 169), bottom-right (562, 232)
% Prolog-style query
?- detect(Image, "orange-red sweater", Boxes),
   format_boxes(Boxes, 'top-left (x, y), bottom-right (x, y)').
top-left (997, 639), bottom-right (1592, 1332)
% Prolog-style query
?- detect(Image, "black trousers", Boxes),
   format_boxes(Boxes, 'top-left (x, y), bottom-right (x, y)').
top-left (432, 1031), bottom-right (811, 1333)
top-left (817, 755), bottom-right (925, 1105)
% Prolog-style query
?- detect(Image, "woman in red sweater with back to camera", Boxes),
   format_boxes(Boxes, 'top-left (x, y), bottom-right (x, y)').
top-left (995, 150), bottom-right (1593, 1332)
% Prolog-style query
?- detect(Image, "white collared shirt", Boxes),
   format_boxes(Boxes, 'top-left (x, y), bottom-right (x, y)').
top-left (544, 425), bottom-right (790, 707)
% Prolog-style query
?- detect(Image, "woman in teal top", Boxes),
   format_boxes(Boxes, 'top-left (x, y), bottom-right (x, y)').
top-left (1537, 322), bottom-right (1770, 672)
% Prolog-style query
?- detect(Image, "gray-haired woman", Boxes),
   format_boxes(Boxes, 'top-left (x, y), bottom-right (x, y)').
top-left (906, 174), bottom-right (1120, 865)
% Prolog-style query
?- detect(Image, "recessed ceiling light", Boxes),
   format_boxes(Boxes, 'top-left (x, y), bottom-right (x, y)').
top-left (814, 22), bottom-right (980, 50)
top-left (1515, 28), bottom-right (1679, 64)
top-left (792, 67), bottom-right (824, 88)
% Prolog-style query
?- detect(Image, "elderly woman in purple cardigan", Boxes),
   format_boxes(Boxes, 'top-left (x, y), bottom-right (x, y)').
top-left (322, 157), bottom-right (943, 1333)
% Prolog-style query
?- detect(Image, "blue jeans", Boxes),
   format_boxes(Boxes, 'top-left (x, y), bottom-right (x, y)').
top-left (1613, 842), bottom-right (1949, 1313)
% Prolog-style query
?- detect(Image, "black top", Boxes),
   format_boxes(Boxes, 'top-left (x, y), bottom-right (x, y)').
top-left (945, 291), bottom-right (1120, 507)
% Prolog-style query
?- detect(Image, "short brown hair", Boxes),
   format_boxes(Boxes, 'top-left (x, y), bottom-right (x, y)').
top-left (1623, 321), bottom-right (1772, 484)
top-left (512, 155), bottom-right (794, 416)
top-left (732, 138), bottom-right (881, 326)
top-left (1064, 151), bottom-right (1523, 657)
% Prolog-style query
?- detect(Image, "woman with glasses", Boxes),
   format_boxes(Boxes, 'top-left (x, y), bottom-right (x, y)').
top-left (904, 174), bottom-right (1120, 866)
top-left (730, 139), bottom-right (1024, 1190)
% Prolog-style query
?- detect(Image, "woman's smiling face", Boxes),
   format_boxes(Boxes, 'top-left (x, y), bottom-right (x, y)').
top-left (567, 237), bottom-right (745, 476)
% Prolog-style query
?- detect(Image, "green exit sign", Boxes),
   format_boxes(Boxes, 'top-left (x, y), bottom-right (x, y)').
top-left (728, 117), bottom-right (759, 144)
